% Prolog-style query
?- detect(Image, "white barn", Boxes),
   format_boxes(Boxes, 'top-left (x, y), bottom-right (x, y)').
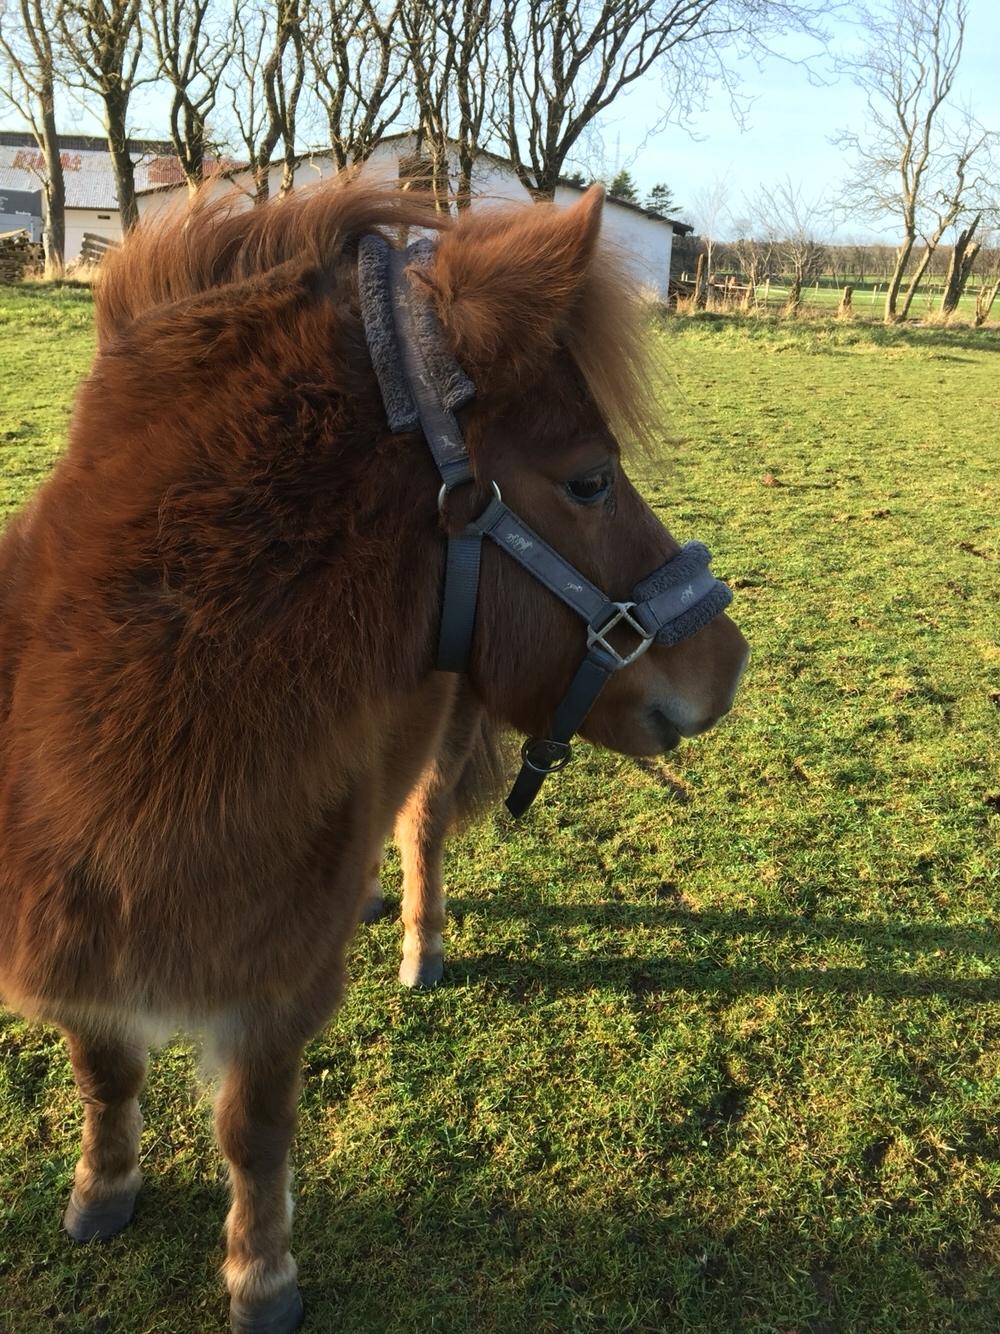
top-left (137, 134), bottom-right (691, 298)
top-left (0, 130), bottom-right (239, 261)
top-left (0, 127), bottom-right (690, 294)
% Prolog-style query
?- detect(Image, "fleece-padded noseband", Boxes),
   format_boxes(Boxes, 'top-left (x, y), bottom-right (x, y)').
top-left (358, 232), bottom-right (734, 816)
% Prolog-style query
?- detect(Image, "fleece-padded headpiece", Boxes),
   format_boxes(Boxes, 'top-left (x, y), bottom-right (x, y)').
top-left (357, 233), bottom-right (475, 433)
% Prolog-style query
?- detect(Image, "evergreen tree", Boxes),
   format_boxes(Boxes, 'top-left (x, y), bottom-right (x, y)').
top-left (609, 169), bottom-right (639, 202)
top-left (646, 182), bottom-right (679, 215)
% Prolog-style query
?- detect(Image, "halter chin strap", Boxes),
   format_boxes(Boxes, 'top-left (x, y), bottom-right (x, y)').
top-left (358, 233), bottom-right (733, 817)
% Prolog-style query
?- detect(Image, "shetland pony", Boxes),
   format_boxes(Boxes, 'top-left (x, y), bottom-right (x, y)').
top-left (0, 180), bottom-right (747, 1331)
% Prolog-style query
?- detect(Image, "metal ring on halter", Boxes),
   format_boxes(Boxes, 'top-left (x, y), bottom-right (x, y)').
top-left (586, 601), bottom-right (656, 669)
top-left (437, 478), bottom-right (502, 517)
top-left (521, 737), bottom-right (573, 774)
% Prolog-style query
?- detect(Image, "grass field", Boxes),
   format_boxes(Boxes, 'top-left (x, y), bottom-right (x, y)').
top-left (683, 276), bottom-right (996, 321)
top-left (0, 286), bottom-right (998, 1333)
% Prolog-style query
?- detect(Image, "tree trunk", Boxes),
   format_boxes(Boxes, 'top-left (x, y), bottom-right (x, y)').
top-left (278, 137), bottom-right (296, 197)
top-left (254, 159), bottom-right (271, 205)
top-left (39, 96), bottom-right (65, 276)
top-left (785, 274), bottom-right (802, 314)
top-left (898, 244), bottom-right (935, 320)
top-left (884, 234), bottom-right (915, 322)
top-left (940, 215), bottom-right (981, 316)
top-left (429, 141), bottom-right (450, 212)
top-left (974, 279), bottom-right (1000, 327)
top-left (176, 102), bottom-right (207, 194)
top-left (456, 143), bottom-right (475, 211)
top-left (105, 96), bottom-right (138, 232)
top-left (838, 285), bottom-right (854, 316)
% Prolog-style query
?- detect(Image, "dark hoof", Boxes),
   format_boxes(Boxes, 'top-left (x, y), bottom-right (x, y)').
top-left (230, 1285), bottom-right (304, 1334)
top-left (399, 954), bottom-right (444, 989)
top-left (63, 1188), bottom-right (138, 1242)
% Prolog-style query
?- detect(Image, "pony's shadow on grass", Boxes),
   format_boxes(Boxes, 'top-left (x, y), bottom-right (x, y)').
top-left (444, 899), bottom-right (1000, 1003)
top-left (15, 1165), bottom-right (996, 1333)
top-left (295, 1182), bottom-right (997, 1333)
top-left (871, 324), bottom-right (998, 354)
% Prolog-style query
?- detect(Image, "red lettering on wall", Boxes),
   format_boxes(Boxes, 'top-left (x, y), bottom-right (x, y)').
top-left (11, 149), bottom-right (83, 172)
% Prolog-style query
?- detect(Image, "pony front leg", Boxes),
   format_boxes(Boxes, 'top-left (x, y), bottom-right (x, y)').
top-left (395, 693), bottom-right (485, 989)
top-left (215, 1034), bottom-right (306, 1334)
top-left (62, 1029), bottom-right (146, 1242)
top-left (396, 774), bottom-right (452, 989)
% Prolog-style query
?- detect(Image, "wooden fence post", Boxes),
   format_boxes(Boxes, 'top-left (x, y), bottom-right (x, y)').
top-left (838, 285), bottom-right (854, 317)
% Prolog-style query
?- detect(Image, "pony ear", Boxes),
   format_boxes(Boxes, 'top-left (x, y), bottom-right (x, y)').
top-left (419, 185), bottom-right (605, 380)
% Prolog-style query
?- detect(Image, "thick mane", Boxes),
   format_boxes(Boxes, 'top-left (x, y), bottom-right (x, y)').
top-left (94, 179), bottom-right (445, 346)
top-left (96, 177), bottom-right (658, 446)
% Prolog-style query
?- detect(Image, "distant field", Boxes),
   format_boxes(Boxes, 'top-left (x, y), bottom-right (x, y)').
top-left (685, 276), bottom-right (991, 320)
top-left (0, 287), bottom-right (998, 1332)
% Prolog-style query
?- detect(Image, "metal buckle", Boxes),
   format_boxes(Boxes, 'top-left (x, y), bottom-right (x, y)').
top-left (587, 602), bottom-right (655, 668)
top-left (438, 478), bottom-right (502, 517)
top-left (521, 737), bottom-right (573, 774)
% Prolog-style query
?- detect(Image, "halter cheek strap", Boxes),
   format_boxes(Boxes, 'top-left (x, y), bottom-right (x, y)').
top-left (358, 233), bottom-right (734, 817)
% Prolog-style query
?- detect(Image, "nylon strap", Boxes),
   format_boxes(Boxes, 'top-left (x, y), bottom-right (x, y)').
top-left (438, 531), bottom-right (484, 673)
top-left (471, 496), bottom-right (616, 627)
top-left (505, 647), bottom-right (617, 817)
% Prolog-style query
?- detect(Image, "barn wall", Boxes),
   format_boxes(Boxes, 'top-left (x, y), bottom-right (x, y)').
top-left (133, 145), bottom-right (675, 298)
top-left (64, 207), bottom-right (122, 261)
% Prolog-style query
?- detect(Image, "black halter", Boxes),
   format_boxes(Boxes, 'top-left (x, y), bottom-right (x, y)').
top-left (359, 235), bottom-right (733, 817)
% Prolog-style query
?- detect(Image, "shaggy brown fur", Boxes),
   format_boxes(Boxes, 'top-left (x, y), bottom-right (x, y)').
top-left (0, 176), bottom-right (747, 1330)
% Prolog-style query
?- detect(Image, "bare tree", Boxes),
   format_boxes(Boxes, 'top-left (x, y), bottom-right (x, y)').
top-left (728, 225), bottom-right (779, 311)
top-left (401, 0), bottom-right (495, 210)
top-left (972, 233), bottom-right (1000, 326)
top-left (305, 0), bottom-right (407, 172)
top-left (146, 0), bottom-right (234, 193)
top-left (688, 173), bottom-right (730, 284)
top-left (0, 0), bottom-right (66, 273)
top-left (845, 238), bottom-right (872, 284)
top-left (939, 212), bottom-right (979, 315)
top-left (835, 0), bottom-right (989, 322)
top-left (897, 112), bottom-right (997, 316)
top-left (494, 1), bottom-right (833, 201)
top-left (226, 0), bottom-right (307, 203)
top-left (56, 0), bottom-right (145, 232)
top-left (755, 177), bottom-right (830, 311)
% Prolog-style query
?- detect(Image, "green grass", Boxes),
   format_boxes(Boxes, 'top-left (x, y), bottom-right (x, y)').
top-left (0, 283), bottom-right (97, 525)
top-left (1, 290), bottom-right (998, 1333)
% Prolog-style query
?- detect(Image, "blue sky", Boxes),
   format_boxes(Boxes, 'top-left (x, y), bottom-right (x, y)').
top-left (603, 2), bottom-right (998, 240)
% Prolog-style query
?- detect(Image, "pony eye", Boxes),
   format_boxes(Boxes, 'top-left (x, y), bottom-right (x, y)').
top-left (566, 470), bottom-right (612, 504)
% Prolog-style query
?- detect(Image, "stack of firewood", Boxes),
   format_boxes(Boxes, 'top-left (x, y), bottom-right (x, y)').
top-left (0, 231), bottom-right (45, 282)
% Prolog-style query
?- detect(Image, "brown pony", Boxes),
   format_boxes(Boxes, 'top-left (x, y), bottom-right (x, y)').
top-left (0, 180), bottom-right (747, 1332)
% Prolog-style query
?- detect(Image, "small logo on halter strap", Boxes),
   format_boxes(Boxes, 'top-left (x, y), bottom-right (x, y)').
top-left (680, 584), bottom-right (695, 603)
top-left (506, 532), bottom-right (533, 553)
